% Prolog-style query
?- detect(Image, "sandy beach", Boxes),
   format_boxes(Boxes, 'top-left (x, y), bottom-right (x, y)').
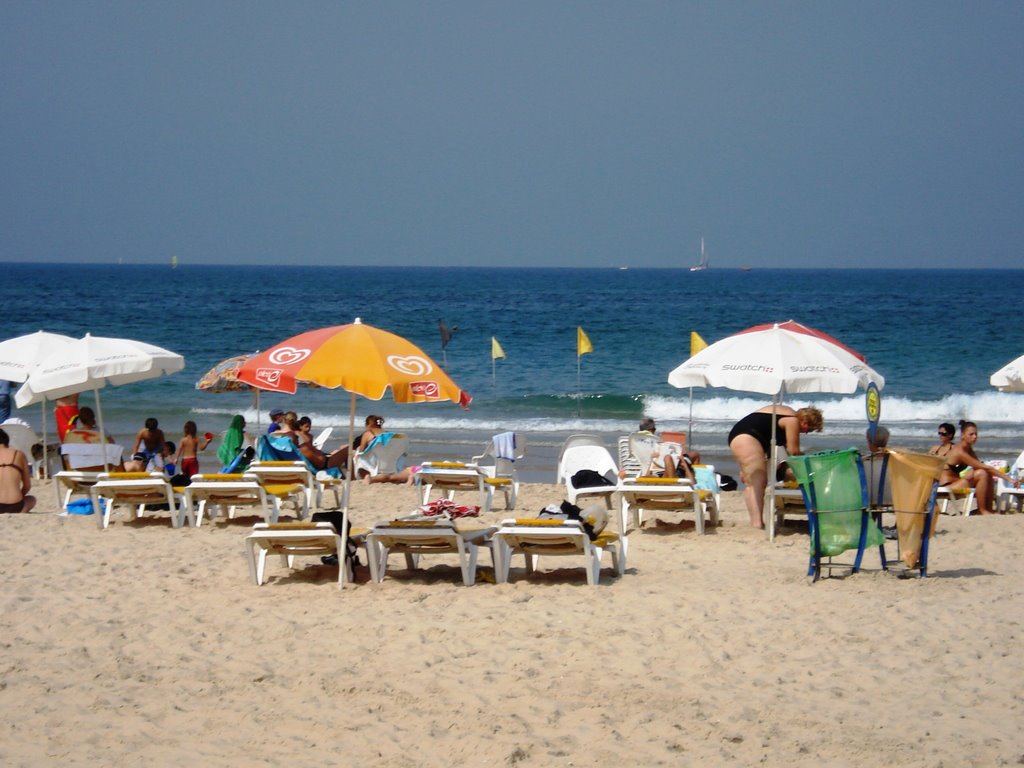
top-left (1, 480), bottom-right (1022, 767)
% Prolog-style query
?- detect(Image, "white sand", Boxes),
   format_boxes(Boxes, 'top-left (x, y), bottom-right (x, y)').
top-left (1, 481), bottom-right (1022, 767)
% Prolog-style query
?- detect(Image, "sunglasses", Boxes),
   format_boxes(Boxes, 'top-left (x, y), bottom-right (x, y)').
top-left (938, 431), bottom-right (951, 437)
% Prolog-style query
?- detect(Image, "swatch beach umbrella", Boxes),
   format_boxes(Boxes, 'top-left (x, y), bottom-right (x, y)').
top-left (0, 330), bottom-right (77, 476)
top-left (236, 318), bottom-right (472, 584)
top-left (990, 353), bottom-right (1024, 392)
top-left (667, 320), bottom-right (885, 539)
top-left (15, 334), bottom-right (186, 469)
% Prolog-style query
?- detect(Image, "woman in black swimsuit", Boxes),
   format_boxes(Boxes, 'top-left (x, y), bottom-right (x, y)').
top-left (928, 422), bottom-right (956, 459)
top-left (0, 428), bottom-right (36, 514)
top-left (728, 405), bottom-right (824, 528)
top-left (939, 420), bottom-right (1019, 515)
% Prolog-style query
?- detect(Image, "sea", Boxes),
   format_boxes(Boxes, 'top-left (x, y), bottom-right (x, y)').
top-left (5, 262), bottom-right (1023, 483)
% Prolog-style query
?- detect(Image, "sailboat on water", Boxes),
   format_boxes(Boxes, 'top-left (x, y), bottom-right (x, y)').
top-left (689, 238), bottom-right (709, 272)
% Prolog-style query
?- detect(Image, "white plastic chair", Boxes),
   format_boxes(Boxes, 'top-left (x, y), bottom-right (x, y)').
top-left (354, 433), bottom-right (410, 478)
top-left (996, 450), bottom-right (1024, 513)
top-left (555, 436), bottom-right (619, 508)
top-left (472, 433), bottom-right (526, 512)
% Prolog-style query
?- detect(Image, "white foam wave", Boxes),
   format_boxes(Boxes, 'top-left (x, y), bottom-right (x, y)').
top-left (191, 392), bottom-right (1024, 450)
top-left (643, 391), bottom-right (1024, 427)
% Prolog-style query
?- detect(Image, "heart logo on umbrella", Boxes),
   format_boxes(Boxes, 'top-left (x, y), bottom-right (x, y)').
top-left (387, 355), bottom-right (432, 376)
top-left (268, 347), bottom-right (310, 366)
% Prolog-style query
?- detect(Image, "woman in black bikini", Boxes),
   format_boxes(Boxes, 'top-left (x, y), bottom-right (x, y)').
top-left (728, 405), bottom-right (824, 528)
top-left (0, 428), bottom-right (36, 514)
top-left (928, 422), bottom-right (956, 459)
top-left (939, 420), bottom-right (1019, 515)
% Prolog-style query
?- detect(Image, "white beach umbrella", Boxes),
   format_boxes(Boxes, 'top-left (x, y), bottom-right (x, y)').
top-left (990, 353), bottom-right (1024, 393)
top-left (15, 334), bottom-right (185, 469)
top-left (0, 330), bottom-right (77, 383)
top-left (0, 331), bottom-right (77, 476)
top-left (667, 320), bottom-right (885, 539)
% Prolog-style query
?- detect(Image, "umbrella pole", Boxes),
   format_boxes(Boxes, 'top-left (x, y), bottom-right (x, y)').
top-left (688, 386), bottom-right (694, 451)
top-left (40, 401), bottom-right (48, 479)
top-left (340, 392), bottom-right (357, 588)
top-left (93, 389), bottom-right (110, 472)
top-left (577, 356), bottom-right (582, 418)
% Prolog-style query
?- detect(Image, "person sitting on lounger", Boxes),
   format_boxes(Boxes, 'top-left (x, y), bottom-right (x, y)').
top-left (637, 418), bottom-right (700, 481)
top-left (294, 416), bottom-right (347, 474)
top-left (939, 420), bottom-right (1019, 515)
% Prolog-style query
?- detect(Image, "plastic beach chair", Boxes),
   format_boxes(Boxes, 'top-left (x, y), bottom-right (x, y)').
top-left (365, 518), bottom-right (496, 586)
top-left (492, 518), bottom-right (624, 586)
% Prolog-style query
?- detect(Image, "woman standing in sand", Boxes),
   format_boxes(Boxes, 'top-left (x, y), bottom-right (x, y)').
top-left (0, 428), bottom-right (36, 514)
top-left (728, 405), bottom-right (824, 529)
top-left (939, 420), bottom-right (1019, 515)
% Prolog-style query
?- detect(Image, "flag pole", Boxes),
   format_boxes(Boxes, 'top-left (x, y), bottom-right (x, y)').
top-left (577, 354), bottom-right (582, 418)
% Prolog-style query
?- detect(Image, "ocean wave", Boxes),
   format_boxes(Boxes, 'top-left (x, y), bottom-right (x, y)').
top-left (642, 391), bottom-right (1024, 427)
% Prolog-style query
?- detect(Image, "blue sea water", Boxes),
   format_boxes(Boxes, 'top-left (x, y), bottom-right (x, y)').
top-left (4, 262), bottom-right (1024, 481)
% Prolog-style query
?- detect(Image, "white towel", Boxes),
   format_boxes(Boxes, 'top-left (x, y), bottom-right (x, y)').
top-left (493, 432), bottom-right (516, 461)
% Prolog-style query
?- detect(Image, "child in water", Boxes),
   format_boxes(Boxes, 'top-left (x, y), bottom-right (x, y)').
top-left (174, 421), bottom-right (212, 478)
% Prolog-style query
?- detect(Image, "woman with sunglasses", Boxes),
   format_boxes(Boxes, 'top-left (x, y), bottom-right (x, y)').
top-left (940, 420), bottom-right (1019, 515)
top-left (928, 422), bottom-right (956, 458)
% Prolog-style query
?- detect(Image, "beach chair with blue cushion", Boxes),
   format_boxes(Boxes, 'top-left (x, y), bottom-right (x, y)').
top-left (787, 448), bottom-right (886, 582)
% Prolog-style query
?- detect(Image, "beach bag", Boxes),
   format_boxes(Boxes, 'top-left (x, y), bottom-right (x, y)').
top-left (537, 501), bottom-right (608, 540)
top-left (570, 469), bottom-right (614, 489)
top-left (311, 511), bottom-right (361, 567)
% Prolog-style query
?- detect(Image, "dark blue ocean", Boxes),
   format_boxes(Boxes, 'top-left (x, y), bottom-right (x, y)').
top-left (5, 263), bottom-right (1023, 480)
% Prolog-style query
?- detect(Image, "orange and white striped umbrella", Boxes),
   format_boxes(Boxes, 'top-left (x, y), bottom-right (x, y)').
top-left (236, 319), bottom-right (471, 406)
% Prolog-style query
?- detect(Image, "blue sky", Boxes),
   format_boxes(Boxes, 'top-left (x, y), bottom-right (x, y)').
top-left (2, 2), bottom-right (1021, 269)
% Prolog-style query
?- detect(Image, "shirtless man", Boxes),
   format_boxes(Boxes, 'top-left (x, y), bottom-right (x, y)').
top-left (0, 428), bottom-right (36, 513)
top-left (132, 417), bottom-right (166, 468)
